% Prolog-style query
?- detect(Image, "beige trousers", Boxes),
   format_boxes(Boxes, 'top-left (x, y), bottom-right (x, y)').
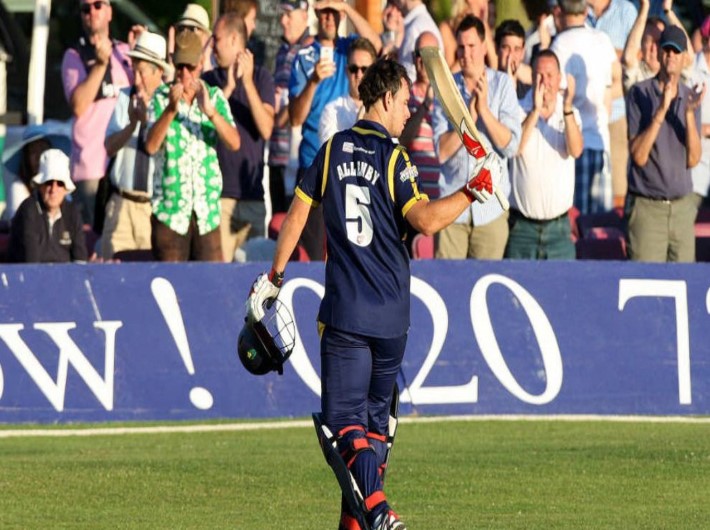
top-left (101, 194), bottom-right (152, 259)
top-left (435, 212), bottom-right (509, 260)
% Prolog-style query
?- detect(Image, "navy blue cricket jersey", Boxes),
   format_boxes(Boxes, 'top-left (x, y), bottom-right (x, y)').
top-left (295, 120), bottom-right (428, 338)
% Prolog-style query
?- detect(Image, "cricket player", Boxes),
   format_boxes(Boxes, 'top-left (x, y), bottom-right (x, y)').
top-left (247, 58), bottom-right (498, 530)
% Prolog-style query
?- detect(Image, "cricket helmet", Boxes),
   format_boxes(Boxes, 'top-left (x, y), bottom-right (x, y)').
top-left (238, 299), bottom-right (296, 376)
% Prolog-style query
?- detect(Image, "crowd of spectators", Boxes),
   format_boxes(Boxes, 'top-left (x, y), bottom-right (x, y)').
top-left (1, 0), bottom-right (709, 264)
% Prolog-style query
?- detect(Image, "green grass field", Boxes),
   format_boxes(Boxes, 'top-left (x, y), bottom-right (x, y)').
top-left (1, 418), bottom-right (709, 529)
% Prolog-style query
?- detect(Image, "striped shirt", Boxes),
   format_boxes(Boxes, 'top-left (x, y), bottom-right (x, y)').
top-left (405, 84), bottom-right (440, 199)
top-left (269, 31), bottom-right (311, 167)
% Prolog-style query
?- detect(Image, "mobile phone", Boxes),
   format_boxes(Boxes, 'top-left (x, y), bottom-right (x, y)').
top-left (320, 46), bottom-right (334, 64)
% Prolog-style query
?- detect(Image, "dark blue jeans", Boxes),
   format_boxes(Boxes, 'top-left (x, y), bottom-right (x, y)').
top-left (505, 209), bottom-right (575, 260)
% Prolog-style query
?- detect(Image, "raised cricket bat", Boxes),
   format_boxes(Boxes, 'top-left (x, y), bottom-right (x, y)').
top-left (419, 46), bottom-right (509, 210)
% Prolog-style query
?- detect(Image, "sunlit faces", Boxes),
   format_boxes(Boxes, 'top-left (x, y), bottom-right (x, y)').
top-left (280, 8), bottom-right (309, 44)
top-left (456, 27), bottom-right (486, 74)
top-left (498, 35), bottom-right (525, 71)
top-left (131, 60), bottom-right (163, 95)
top-left (659, 45), bottom-right (684, 76)
top-left (175, 63), bottom-right (202, 97)
top-left (212, 20), bottom-right (239, 69)
top-left (243, 6), bottom-right (257, 39)
top-left (641, 22), bottom-right (664, 70)
top-left (79, 0), bottom-right (112, 33)
top-left (39, 180), bottom-right (68, 212)
top-left (347, 49), bottom-right (375, 99)
top-left (390, 78), bottom-right (411, 137)
top-left (316, 8), bottom-right (340, 41)
top-left (534, 55), bottom-right (561, 107)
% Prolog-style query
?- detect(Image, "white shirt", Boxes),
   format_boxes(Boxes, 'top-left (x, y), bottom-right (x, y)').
top-left (691, 51), bottom-right (710, 198)
top-left (105, 88), bottom-right (155, 196)
top-left (318, 95), bottom-right (360, 147)
top-left (550, 26), bottom-right (616, 151)
top-left (511, 93), bottom-right (581, 220)
top-left (5, 177), bottom-right (31, 221)
top-left (399, 3), bottom-right (443, 83)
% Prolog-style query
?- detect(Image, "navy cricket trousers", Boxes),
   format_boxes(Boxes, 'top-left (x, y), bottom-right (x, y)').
top-left (320, 326), bottom-right (406, 437)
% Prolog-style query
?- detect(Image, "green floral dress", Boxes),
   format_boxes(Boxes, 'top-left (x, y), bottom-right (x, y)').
top-left (148, 84), bottom-right (235, 235)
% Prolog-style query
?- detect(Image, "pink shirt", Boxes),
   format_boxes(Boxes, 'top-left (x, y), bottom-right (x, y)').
top-left (61, 41), bottom-right (133, 182)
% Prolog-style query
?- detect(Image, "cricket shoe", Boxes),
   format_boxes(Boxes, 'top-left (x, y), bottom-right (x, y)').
top-left (372, 509), bottom-right (407, 530)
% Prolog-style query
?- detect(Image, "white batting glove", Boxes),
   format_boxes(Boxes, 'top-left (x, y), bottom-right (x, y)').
top-left (462, 152), bottom-right (502, 204)
top-left (247, 269), bottom-right (284, 323)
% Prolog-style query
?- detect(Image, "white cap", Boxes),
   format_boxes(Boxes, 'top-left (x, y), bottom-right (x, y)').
top-left (32, 149), bottom-right (75, 192)
top-left (176, 4), bottom-right (211, 34)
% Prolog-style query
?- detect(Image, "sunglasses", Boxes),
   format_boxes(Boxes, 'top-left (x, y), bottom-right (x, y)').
top-left (80, 1), bottom-right (108, 14)
top-left (348, 64), bottom-right (368, 74)
top-left (412, 50), bottom-right (422, 59)
top-left (42, 180), bottom-right (66, 189)
top-left (175, 63), bottom-right (198, 72)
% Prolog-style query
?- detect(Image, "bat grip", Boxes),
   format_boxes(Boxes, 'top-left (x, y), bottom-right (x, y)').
top-left (494, 189), bottom-right (509, 211)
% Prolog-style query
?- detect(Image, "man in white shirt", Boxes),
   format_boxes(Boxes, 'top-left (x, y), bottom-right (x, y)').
top-left (507, 49), bottom-right (583, 260)
top-left (317, 38), bottom-right (377, 146)
top-left (103, 32), bottom-right (171, 259)
top-left (550, 0), bottom-right (620, 215)
top-left (431, 15), bottom-right (520, 260)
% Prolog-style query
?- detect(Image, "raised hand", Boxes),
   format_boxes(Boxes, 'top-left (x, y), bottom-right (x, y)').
top-left (95, 37), bottom-right (112, 66)
top-left (313, 56), bottom-right (337, 83)
top-left (563, 74), bottom-right (576, 110)
top-left (236, 49), bottom-right (254, 82)
top-left (662, 79), bottom-right (678, 111)
top-left (167, 82), bottom-right (184, 112)
top-left (473, 71), bottom-right (489, 114)
top-left (195, 80), bottom-right (216, 118)
top-left (687, 82), bottom-right (705, 113)
top-left (533, 73), bottom-right (544, 112)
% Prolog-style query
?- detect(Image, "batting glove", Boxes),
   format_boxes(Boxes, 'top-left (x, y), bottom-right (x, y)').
top-left (462, 152), bottom-right (502, 204)
top-left (247, 269), bottom-right (284, 323)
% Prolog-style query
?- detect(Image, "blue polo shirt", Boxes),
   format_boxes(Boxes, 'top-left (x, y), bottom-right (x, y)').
top-left (290, 36), bottom-right (356, 170)
top-left (295, 120), bottom-right (427, 338)
top-left (626, 77), bottom-right (701, 200)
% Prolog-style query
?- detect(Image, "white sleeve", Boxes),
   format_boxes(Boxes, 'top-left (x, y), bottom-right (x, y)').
top-left (318, 100), bottom-right (337, 148)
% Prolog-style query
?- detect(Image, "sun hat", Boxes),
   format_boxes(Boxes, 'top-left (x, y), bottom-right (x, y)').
top-left (176, 3), bottom-right (211, 34)
top-left (32, 149), bottom-right (75, 193)
top-left (126, 31), bottom-right (172, 75)
top-left (173, 29), bottom-right (203, 67)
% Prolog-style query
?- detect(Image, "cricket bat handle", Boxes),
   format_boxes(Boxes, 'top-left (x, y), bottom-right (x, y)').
top-left (494, 189), bottom-right (509, 211)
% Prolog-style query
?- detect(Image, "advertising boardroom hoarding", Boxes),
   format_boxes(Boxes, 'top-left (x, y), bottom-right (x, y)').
top-left (0, 260), bottom-right (708, 423)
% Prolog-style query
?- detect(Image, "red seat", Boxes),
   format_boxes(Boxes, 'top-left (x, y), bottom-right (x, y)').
top-left (567, 206), bottom-right (580, 243)
top-left (268, 212), bottom-right (287, 240)
top-left (290, 244), bottom-right (310, 262)
top-left (576, 209), bottom-right (625, 239)
top-left (411, 233), bottom-right (434, 260)
top-left (0, 233), bottom-right (10, 263)
top-left (576, 226), bottom-right (627, 260)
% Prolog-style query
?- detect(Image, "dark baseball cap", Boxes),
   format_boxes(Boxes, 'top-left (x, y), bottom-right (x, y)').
top-left (280, 0), bottom-right (308, 11)
top-left (660, 25), bottom-right (687, 52)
